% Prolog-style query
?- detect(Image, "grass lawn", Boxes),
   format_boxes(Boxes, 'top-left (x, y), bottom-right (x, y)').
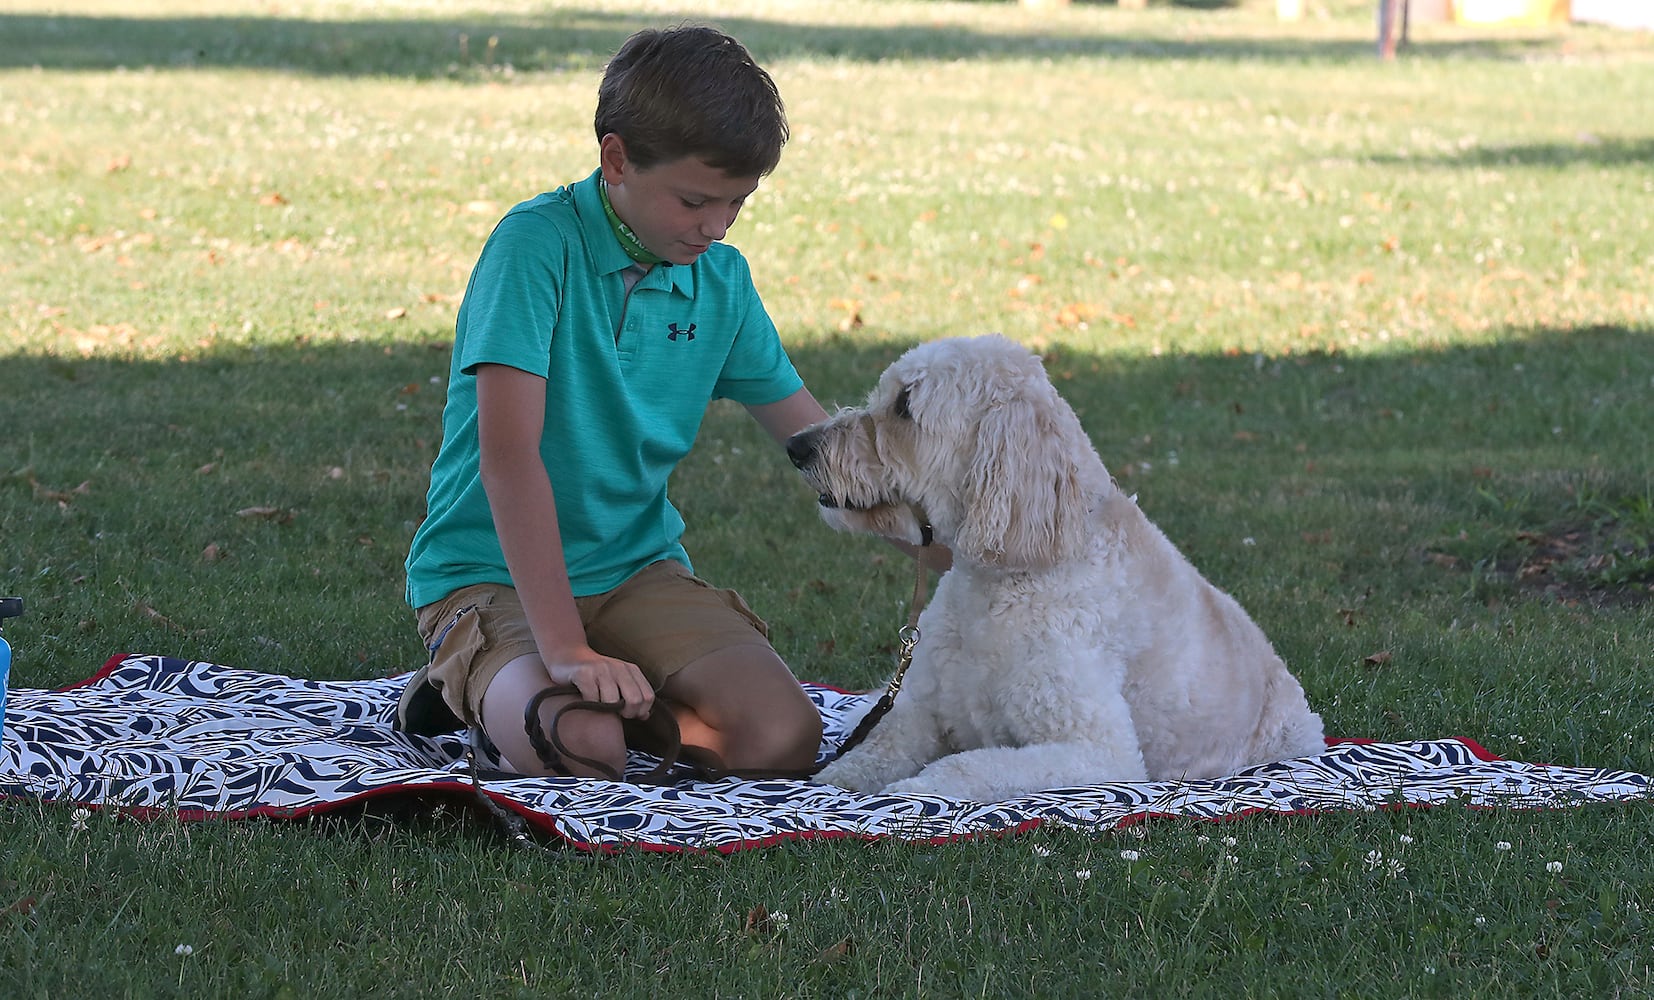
top-left (2, 0), bottom-right (1651, 995)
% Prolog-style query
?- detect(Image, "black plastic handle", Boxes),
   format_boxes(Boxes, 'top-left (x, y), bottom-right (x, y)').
top-left (0, 597), bottom-right (22, 620)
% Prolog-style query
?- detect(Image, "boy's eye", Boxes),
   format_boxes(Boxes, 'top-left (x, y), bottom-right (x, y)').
top-left (681, 199), bottom-right (706, 209)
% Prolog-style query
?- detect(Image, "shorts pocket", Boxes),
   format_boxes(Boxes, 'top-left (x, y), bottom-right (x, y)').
top-left (715, 586), bottom-right (771, 640)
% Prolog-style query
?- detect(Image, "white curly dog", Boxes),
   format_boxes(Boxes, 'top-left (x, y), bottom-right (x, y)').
top-left (788, 334), bottom-right (1325, 802)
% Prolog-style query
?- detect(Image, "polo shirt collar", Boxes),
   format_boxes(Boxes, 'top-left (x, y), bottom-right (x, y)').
top-left (572, 169), bottom-right (695, 298)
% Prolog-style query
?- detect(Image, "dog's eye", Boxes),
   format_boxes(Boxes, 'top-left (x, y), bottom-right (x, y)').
top-left (893, 385), bottom-right (914, 420)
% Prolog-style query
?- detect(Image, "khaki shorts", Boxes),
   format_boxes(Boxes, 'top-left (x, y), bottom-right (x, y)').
top-left (414, 560), bottom-right (773, 725)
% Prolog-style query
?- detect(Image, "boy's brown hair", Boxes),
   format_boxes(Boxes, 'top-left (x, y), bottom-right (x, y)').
top-left (594, 25), bottom-right (788, 178)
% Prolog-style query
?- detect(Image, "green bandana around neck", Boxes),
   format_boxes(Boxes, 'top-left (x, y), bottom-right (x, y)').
top-left (598, 179), bottom-right (666, 266)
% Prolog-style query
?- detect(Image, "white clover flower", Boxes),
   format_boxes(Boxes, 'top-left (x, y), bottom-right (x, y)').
top-left (174, 944), bottom-right (194, 957)
top-left (1474, 916), bottom-right (1487, 928)
top-left (70, 808), bottom-right (91, 833)
top-left (1387, 859), bottom-right (1406, 877)
top-left (1363, 850), bottom-right (1384, 871)
top-left (1221, 836), bottom-right (1238, 848)
top-left (1398, 834), bottom-right (1414, 845)
top-left (1196, 835), bottom-right (1211, 845)
top-left (1031, 844), bottom-right (1052, 858)
top-left (1075, 869), bottom-right (1093, 881)
top-left (1224, 854), bottom-right (1239, 865)
top-left (1495, 841), bottom-right (1512, 852)
top-left (1119, 850), bottom-right (1141, 862)
top-left (1546, 861), bottom-right (1563, 874)
top-left (770, 911), bottom-right (790, 930)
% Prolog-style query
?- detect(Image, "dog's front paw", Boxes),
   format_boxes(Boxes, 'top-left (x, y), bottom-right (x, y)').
top-left (881, 773), bottom-right (990, 801)
top-left (880, 775), bottom-right (944, 797)
top-left (880, 757), bottom-right (999, 802)
top-left (811, 758), bottom-right (882, 793)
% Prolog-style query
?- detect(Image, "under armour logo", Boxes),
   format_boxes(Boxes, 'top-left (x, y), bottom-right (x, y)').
top-left (667, 323), bottom-right (696, 342)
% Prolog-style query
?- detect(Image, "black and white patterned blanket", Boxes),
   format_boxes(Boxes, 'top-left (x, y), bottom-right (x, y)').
top-left (1, 654), bottom-right (1648, 852)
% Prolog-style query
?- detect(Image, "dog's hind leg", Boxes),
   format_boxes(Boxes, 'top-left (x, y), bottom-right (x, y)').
top-left (811, 700), bottom-right (947, 793)
top-left (881, 741), bottom-right (1149, 802)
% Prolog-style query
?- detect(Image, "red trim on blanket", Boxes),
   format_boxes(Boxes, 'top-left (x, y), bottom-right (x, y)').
top-left (42, 777), bottom-right (1624, 857)
top-left (1328, 735), bottom-right (1501, 762)
top-left (55, 652), bottom-right (138, 691)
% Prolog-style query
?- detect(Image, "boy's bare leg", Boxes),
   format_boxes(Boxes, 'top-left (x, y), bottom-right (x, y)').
top-left (479, 653), bottom-right (628, 778)
top-left (658, 645), bottom-right (823, 772)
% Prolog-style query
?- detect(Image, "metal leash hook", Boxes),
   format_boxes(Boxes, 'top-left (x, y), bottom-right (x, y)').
top-left (889, 624), bottom-right (920, 696)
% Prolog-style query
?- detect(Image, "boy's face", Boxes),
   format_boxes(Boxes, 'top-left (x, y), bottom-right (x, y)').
top-left (600, 134), bottom-right (761, 267)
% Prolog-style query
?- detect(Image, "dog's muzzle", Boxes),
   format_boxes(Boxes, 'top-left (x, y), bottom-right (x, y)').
top-left (785, 427), bottom-right (842, 508)
top-left (785, 427), bottom-right (820, 471)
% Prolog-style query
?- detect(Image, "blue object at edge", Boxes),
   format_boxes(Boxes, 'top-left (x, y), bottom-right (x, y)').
top-left (0, 626), bottom-right (10, 742)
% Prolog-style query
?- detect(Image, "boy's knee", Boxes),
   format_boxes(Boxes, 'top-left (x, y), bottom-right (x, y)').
top-left (739, 699), bottom-right (823, 772)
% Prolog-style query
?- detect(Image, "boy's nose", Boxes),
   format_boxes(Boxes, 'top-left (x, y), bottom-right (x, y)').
top-left (701, 216), bottom-right (730, 241)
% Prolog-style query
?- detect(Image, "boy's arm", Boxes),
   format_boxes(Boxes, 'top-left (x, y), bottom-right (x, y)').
top-left (476, 363), bottom-right (655, 717)
top-left (746, 387), bottom-right (952, 573)
top-left (745, 385), bottom-right (830, 447)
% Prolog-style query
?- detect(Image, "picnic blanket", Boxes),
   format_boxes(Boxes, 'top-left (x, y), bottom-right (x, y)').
top-left (1, 653), bottom-right (1648, 852)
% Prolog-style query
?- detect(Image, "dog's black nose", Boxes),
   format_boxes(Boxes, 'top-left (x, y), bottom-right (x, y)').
top-left (786, 428), bottom-right (818, 469)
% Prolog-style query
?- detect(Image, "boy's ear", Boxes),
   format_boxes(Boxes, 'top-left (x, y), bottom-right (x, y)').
top-left (598, 133), bottom-right (630, 184)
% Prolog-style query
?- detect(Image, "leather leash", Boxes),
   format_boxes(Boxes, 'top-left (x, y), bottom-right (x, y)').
top-left (520, 530), bottom-right (933, 784)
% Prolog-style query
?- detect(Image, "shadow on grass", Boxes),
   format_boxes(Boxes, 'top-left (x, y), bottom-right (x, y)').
top-left (1371, 135), bottom-right (1654, 170)
top-left (1, 323), bottom-right (1649, 681)
top-left (0, 8), bottom-right (1569, 78)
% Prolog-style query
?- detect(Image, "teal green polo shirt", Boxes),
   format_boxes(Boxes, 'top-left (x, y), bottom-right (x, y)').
top-left (405, 169), bottom-right (803, 607)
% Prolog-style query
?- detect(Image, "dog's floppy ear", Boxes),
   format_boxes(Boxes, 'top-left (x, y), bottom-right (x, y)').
top-left (957, 395), bottom-right (1086, 570)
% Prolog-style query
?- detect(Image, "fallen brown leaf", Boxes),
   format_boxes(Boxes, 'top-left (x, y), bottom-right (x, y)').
top-left (236, 506), bottom-right (295, 524)
top-left (1363, 650), bottom-right (1393, 669)
top-left (743, 904), bottom-right (773, 936)
top-left (28, 475), bottom-right (90, 505)
top-left (814, 936), bottom-right (854, 965)
top-left (133, 600), bottom-right (190, 634)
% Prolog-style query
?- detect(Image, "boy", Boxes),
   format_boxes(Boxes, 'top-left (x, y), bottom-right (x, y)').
top-left (399, 25), bottom-right (831, 779)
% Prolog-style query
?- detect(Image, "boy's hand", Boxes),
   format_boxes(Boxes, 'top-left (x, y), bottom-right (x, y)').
top-left (545, 647), bottom-right (655, 719)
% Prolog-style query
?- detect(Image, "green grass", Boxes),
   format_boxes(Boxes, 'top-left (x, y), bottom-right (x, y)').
top-left (2, 0), bottom-right (1651, 995)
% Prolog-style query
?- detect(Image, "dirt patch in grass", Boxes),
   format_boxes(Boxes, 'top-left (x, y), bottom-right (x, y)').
top-left (1505, 521), bottom-right (1654, 607)
top-left (1428, 513), bottom-right (1654, 608)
